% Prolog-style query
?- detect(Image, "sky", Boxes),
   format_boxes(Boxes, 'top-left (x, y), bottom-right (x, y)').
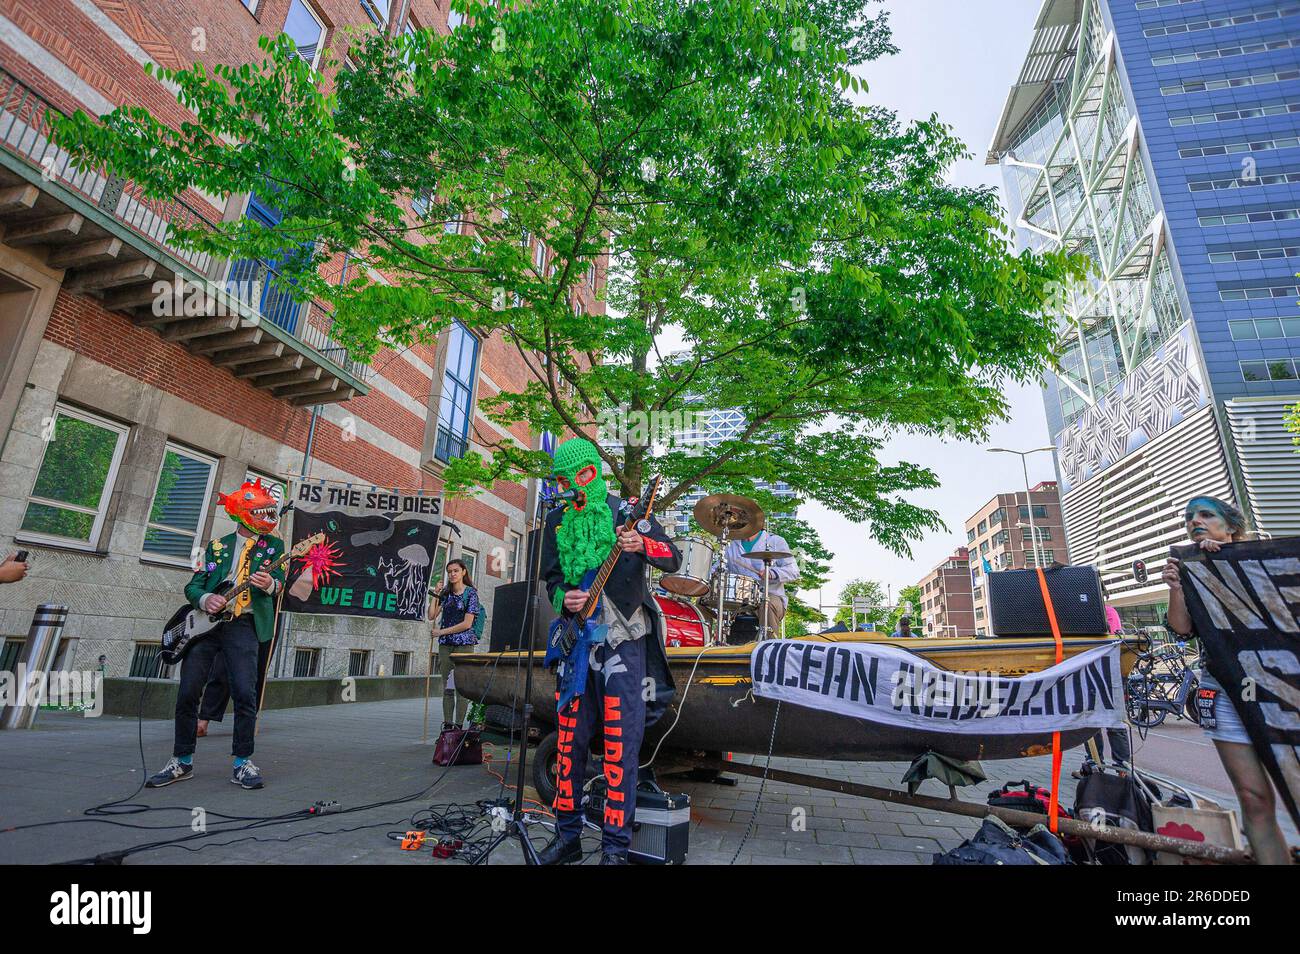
top-left (802, 0), bottom-right (1056, 616)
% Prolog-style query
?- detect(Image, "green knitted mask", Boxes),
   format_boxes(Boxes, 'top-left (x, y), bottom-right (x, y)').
top-left (551, 438), bottom-right (616, 588)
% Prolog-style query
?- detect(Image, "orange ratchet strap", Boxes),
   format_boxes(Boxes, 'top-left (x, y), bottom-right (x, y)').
top-left (1034, 567), bottom-right (1065, 834)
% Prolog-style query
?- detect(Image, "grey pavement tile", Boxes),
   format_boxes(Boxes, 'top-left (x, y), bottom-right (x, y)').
top-left (877, 833), bottom-right (946, 852)
top-left (850, 846), bottom-right (930, 865)
top-left (813, 829), bottom-right (881, 849)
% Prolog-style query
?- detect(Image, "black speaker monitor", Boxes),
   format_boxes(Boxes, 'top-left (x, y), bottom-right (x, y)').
top-left (489, 579), bottom-right (556, 652)
top-left (987, 566), bottom-right (1106, 637)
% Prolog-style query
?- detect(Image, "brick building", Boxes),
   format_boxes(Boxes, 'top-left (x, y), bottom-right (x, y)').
top-left (963, 481), bottom-right (1066, 636)
top-left (0, 0), bottom-right (601, 679)
top-left (914, 547), bottom-right (975, 638)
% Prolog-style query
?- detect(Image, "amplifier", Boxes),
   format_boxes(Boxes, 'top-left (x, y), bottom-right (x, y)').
top-left (489, 580), bottom-right (555, 652)
top-left (585, 778), bottom-right (690, 865)
top-left (987, 565), bottom-right (1106, 636)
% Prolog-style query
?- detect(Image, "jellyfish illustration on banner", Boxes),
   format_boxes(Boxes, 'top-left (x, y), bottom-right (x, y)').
top-left (379, 543), bottom-right (432, 618)
top-left (286, 482), bottom-right (443, 622)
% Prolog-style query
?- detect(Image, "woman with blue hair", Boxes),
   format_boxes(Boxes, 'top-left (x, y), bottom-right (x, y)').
top-left (1164, 495), bottom-right (1290, 864)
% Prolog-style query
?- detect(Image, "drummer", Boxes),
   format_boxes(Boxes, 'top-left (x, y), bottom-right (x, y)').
top-left (720, 526), bottom-right (799, 636)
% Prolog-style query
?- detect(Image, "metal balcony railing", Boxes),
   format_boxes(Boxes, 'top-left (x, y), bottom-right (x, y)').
top-left (0, 67), bottom-right (370, 384)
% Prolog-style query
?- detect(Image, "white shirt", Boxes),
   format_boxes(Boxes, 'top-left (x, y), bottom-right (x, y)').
top-left (719, 530), bottom-right (799, 606)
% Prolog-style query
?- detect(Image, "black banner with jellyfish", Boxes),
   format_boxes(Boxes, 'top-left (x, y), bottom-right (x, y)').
top-left (285, 482), bottom-right (443, 622)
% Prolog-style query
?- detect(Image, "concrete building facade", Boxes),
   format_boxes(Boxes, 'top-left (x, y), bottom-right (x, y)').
top-left (964, 482), bottom-right (1067, 636)
top-left (0, 0), bottom-right (601, 680)
top-left (988, 0), bottom-right (1300, 627)
top-left (915, 547), bottom-right (977, 638)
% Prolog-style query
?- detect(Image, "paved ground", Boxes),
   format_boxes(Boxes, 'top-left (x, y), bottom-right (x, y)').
top-left (0, 697), bottom-right (1291, 865)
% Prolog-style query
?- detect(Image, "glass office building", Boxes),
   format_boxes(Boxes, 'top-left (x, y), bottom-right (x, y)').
top-left (988, 0), bottom-right (1300, 619)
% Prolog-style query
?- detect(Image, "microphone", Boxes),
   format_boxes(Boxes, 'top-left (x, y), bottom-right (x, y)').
top-left (548, 488), bottom-right (587, 505)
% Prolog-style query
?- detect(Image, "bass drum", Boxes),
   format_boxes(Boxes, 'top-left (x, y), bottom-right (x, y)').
top-left (654, 593), bottom-right (708, 648)
top-left (658, 536), bottom-right (714, 597)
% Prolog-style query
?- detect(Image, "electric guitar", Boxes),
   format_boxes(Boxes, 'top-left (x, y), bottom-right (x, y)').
top-left (159, 532), bottom-right (324, 665)
top-left (544, 475), bottom-right (664, 711)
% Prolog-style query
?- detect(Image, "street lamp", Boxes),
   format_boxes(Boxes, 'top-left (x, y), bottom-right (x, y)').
top-left (988, 446), bottom-right (1055, 569)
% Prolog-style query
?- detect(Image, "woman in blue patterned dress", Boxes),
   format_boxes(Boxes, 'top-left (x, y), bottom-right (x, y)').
top-left (432, 559), bottom-right (480, 727)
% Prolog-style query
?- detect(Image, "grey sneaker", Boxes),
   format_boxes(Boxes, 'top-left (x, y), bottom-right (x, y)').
top-left (231, 760), bottom-right (263, 789)
top-left (146, 757), bottom-right (193, 788)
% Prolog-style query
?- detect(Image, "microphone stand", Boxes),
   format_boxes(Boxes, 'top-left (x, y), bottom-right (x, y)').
top-left (473, 490), bottom-right (564, 865)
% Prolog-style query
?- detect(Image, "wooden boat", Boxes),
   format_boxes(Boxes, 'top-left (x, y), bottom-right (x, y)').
top-left (453, 632), bottom-right (1143, 766)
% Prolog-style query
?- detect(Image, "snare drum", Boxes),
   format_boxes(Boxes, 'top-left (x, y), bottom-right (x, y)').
top-left (700, 572), bottom-right (762, 613)
top-left (659, 536), bottom-right (714, 597)
top-left (653, 594), bottom-right (708, 648)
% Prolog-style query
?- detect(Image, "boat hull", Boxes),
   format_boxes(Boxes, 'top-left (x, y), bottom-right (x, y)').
top-left (452, 633), bottom-right (1140, 763)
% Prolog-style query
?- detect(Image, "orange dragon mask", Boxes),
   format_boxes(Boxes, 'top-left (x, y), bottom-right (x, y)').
top-left (217, 477), bottom-right (280, 535)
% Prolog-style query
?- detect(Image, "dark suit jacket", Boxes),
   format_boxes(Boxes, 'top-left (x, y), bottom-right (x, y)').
top-left (540, 493), bottom-right (681, 725)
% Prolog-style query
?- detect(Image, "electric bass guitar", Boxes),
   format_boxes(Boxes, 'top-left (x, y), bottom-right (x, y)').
top-left (544, 475), bottom-right (663, 712)
top-left (159, 532), bottom-right (324, 665)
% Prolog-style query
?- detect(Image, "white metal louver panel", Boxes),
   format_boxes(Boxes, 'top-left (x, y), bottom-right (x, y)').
top-left (1061, 405), bottom-right (1232, 605)
top-left (1226, 398), bottom-right (1300, 539)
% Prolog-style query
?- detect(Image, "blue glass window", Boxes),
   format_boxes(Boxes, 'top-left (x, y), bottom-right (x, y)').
top-left (228, 192), bottom-right (310, 334)
top-left (435, 322), bottom-right (479, 462)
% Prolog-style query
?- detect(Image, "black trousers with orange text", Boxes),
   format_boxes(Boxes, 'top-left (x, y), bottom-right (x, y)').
top-left (553, 636), bottom-right (646, 854)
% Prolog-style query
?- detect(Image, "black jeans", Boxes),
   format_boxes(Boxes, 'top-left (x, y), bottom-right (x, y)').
top-left (199, 636), bottom-right (272, 722)
top-left (553, 635), bottom-right (647, 855)
top-left (174, 615), bottom-right (259, 759)
top-left (1087, 727), bottom-right (1132, 765)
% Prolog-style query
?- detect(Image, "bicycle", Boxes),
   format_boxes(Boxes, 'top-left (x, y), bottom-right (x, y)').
top-left (1125, 638), bottom-right (1202, 730)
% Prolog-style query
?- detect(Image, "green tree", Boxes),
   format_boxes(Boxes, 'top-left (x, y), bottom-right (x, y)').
top-left (833, 578), bottom-right (886, 629)
top-left (884, 583), bottom-right (922, 636)
top-left (56, 0), bottom-right (1085, 556)
top-left (1286, 401), bottom-right (1300, 451)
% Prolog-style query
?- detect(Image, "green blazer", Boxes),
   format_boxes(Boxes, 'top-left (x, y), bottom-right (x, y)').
top-left (184, 531), bottom-right (286, 644)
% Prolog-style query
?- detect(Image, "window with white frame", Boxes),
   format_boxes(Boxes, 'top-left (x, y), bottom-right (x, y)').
top-left (246, 469), bottom-right (287, 511)
top-left (359, 0), bottom-right (389, 26)
top-left (19, 405), bottom-right (129, 549)
top-left (447, 5), bottom-right (464, 30)
top-left (284, 0), bottom-right (327, 68)
top-left (506, 530), bottom-right (521, 581)
top-left (241, 0), bottom-right (260, 14)
top-left (433, 539), bottom-right (450, 587)
top-left (458, 547), bottom-right (478, 581)
top-left (143, 443), bottom-right (218, 564)
top-left (434, 321), bottom-right (479, 463)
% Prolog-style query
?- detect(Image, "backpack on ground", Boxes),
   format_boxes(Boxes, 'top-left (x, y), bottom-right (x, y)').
top-left (1073, 765), bottom-right (1156, 865)
top-left (933, 815), bottom-right (1070, 866)
top-left (987, 780), bottom-right (1074, 821)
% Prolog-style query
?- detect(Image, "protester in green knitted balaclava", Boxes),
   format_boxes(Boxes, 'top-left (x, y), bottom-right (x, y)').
top-left (551, 438), bottom-right (617, 603)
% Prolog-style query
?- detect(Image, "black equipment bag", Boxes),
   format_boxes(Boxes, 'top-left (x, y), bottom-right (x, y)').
top-left (1073, 767), bottom-right (1155, 865)
top-left (933, 815), bottom-right (1070, 866)
top-left (987, 780), bottom-right (1073, 821)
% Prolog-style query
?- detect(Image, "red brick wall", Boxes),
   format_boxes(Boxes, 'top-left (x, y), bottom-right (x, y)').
top-left (14, 0), bottom-right (602, 542)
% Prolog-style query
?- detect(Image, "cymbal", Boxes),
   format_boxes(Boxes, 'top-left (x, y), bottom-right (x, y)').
top-left (746, 549), bottom-right (793, 562)
top-left (693, 493), bottom-right (765, 537)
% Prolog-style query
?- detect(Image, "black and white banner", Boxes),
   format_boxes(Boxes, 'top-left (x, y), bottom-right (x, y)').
top-left (751, 641), bottom-right (1124, 734)
top-left (1178, 537), bottom-right (1300, 829)
top-left (286, 483), bottom-right (443, 622)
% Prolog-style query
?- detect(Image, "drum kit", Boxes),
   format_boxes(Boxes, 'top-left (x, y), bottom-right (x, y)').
top-left (653, 493), bottom-right (793, 647)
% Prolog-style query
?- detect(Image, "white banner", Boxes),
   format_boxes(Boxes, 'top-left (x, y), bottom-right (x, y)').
top-left (751, 640), bottom-right (1125, 735)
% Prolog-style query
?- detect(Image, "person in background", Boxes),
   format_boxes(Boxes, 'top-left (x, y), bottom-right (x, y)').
top-left (719, 525), bottom-right (799, 637)
top-left (431, 559), bottom-right (479, 728)
top-left (890, 616), bottom-right (914, 639)
top-left (1076, 603), bottom-right (1132, 776)
top-left (0, 551), bottom-right (29, 583)
top-left (1165, 495), bottom-right (1290, 865)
